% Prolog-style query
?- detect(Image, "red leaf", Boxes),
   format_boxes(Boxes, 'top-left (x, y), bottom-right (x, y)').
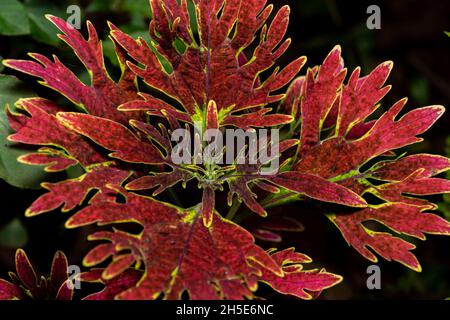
top-left (66, 192), bottom-right (282, 299)
top-left (291, 48), bottom-right (450, 269)
top-left (295, 101), bottom-right (445, 179)
top-left (0, 250), bottom-right (72, 300)
top-left (50, 251), bottom-right (69, 290)
top-left (8, 98), bottom-right (106, 166)
top-left (227, 176), bottom-right (268, 217)
top-left (252, 229), bottom-right (282, 242)
top-left (371, 154), bottom-right (450, 181)
top-left (26, 166), bottom-right (129, 217)
top-left (126, 169), bottom-right (193, 195)
top-left (57, 113), bottom-right (163, 164)
top-left (278, 76), bottom-right (305, 117)
top-left (112, 1), bottom-right (304, 128)
top-left (4, 16), bottom-right (142, 124)
top-left (19, 148), bottom-right (77, 172)
top-left (2, 0), bottom-right (448, 300)
top-left (329, 203), bottom-right (450, 271)
top-left (201, 187), bottom-right (215, 227)
top-left (222, 108), bottom-right (293, 130)
top-left (206, 101), bottom-right (219, 130)
top-left (259, 249), bottom-right (342, 299)
top-left (370, 169), bottom-right (450, 209)
top-left (299, 46), bottom-right (346, 155)
top-left (335, 62), bottom-right (392, 136)
top-left (119, 94), bottom-right (192, 123)
top-left (84, 244), bottom-right (116, 267)
top-left (81, 269), bottom-right (141, 300)
top-left (55, 280), bottom-right (74, 300)
top-left (0, 279), bottom-right (24, 300)
top-left (15, 249), bottom-right (38, 289)
top-left (268, 172), bottom-right (367, 207)
top-left (103, 254), bottom-right (136, 280)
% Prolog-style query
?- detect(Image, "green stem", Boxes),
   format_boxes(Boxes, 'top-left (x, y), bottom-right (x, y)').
top-left (260, 190), bottom-right (299, 209)
top-left (234, 191), bottom-right (301, 225)
top-left (225, 198), bottom-right (242, 221)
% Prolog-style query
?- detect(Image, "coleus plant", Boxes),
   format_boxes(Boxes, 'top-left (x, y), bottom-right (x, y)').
top-left (0, 0), bottom-right (449, 300)
top-left (0, 250), bottom-right (73, 300)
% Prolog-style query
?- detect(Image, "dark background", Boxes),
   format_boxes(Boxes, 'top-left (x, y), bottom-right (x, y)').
top-left (0, 0), bottom-right (449, 299)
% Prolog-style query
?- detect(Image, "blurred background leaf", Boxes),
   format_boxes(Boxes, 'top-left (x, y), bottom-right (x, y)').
top-left (0, 0), bottom-right (30, 36)
top-left (0, 218), bottom-right (28, 248)
top-left (25, 0), bottom-right (63, 46)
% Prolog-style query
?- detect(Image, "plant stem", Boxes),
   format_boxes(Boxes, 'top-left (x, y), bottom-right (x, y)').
top-left (260, 190), bottom-right (299, 209)
top-left (225, 198), bottom-right (241, 221)
top-left (233, 192), bottom-right (301, 225)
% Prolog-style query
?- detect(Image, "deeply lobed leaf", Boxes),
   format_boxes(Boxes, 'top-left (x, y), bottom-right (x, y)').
top-left (0, 0), bottom-right (448, 300)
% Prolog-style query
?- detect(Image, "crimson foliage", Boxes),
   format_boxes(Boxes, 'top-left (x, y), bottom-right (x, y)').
top-left (1, 0), bottom-right (449, 300)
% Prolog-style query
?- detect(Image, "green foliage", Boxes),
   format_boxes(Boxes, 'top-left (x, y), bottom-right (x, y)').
top-left (0, 218), bottom-right (28, 248)
top-left (87, 0), bottom-right (151, 34)
top-left (25, 0), bottom-right (63, 45)
top-left (0, 0), bottom-right (64, 43)
top-left (0, 0), bottom-right (30, 36)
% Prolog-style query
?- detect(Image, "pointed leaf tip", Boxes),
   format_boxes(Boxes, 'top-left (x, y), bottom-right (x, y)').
top-left (202, 187), bottom-right (215, 227)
